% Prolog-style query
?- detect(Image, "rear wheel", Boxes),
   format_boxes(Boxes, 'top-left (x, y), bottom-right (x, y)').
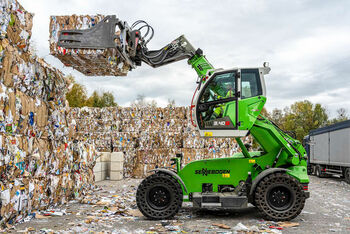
top-left (254, 173), bottom-right (306, 221)
top-left (136, 173), bottom-right (183, 219)
top-left (315, 165), bottom-right (325, 178)
top-left (345, 168), bottom-right (350, 184)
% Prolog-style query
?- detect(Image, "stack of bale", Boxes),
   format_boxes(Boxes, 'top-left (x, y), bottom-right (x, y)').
top-left (69, 107), bottom-right (252, 178)
top-left (49, 15), bottom-right (130, 76)
top-left (0, 0), bottom-right (97, 226)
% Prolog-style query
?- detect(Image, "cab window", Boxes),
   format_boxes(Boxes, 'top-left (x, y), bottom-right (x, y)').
top-left (241, 69), bottom-right (262, 99)
top-left (200, 72), bottom-right (236, 103)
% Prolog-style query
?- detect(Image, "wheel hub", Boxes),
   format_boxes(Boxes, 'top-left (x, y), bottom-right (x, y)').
top-left (147, 186), bottom-right (171, 210)
top-left (267, 186), bottom-right (293, 211)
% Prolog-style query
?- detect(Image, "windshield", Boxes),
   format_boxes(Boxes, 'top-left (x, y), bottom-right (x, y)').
top-left (200, 72), bottom-right (236, 103)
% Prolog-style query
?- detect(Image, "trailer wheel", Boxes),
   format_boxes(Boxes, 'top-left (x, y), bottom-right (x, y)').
top-left (308, 165), bottom-right (314, 175)
top-left (315, 165), bottom-right (325, 178)
top-left (345, 168), bottom-right (350, 184)
top-left (254, 172), bottom-right (306, 221)
top-left (136, 173), bottom-right (183, 220)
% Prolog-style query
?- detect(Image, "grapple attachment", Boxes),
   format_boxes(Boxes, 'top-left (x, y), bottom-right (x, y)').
top-left (57, 15), bottom-right (120, 49)
top-left (53, 15), bottom-right (198, 76)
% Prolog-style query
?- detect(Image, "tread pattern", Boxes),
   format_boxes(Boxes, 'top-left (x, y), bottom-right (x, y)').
top-left (254, 172), bottom-right (306, 221)
top-left (136, 173), bottom-right (183, 219)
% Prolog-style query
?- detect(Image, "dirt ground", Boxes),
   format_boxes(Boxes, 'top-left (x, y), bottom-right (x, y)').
top-left (8, 175), bottom-right (350, 233)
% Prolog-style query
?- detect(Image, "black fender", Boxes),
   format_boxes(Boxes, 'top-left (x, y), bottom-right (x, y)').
top-left (249, 168), bottom-right (289, 200)
top-left (148, 168), bottom-right (188, 193)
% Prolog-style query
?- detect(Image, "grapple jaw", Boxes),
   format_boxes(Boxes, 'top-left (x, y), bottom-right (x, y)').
top-left (57, 15), bottom-right (136, 68)
top-left (57, 15), bottom-right (120, 49)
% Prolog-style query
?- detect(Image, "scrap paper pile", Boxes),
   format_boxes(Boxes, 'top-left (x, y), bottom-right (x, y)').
top-left (69, 107), bottom-right (252, 178)
top-left (0, 0), bottom-right (97, 227)
top-left (49, 15), bottom-right (130, 76)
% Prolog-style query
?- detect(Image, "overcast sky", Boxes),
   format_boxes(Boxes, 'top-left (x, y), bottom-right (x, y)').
top-left (21, 0), bottom-right (350, 117)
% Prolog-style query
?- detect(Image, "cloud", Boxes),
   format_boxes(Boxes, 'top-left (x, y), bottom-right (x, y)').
top-left (20, 0), bottom-right (350, 117)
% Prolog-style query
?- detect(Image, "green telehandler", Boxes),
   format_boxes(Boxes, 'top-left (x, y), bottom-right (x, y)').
top-left (58, 16), bottom-right (310, 221)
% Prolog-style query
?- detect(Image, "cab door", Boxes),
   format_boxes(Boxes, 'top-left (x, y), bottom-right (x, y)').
top-left (195, 69), bottom-right (248, 137)
top-left (195, 68), bottom-right (266, 137)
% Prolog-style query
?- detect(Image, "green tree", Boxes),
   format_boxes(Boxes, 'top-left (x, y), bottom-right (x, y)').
top-left (101, 91), bottom-right (118, 107)
top-left (66, 83), bottom-right (88, 107)
top-left (85, 91), bottom-right (117, 107)
top-left (282, 100), bottom-right (328, 142)
top-left (65, 74), bottom-right (117, 108)
top-left (85, 91), bottom-right (102, 107)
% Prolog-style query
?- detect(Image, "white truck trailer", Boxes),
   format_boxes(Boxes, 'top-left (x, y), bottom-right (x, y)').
top-left (306, 120), bottom-right (350, 184)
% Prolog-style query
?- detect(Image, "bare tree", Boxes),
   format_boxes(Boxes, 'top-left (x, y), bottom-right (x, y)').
top-left (149, 100), bottom-right (157, 108)
top-left (336, 108), bottom-right (348, 120)
top-left (167, 98), bottom-right (176, 108)
top-left (132, 94), bottom-right (146, 107)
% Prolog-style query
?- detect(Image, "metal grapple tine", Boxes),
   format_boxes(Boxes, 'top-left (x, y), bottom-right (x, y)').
top-left (58, 15), bottom-right (119, 49)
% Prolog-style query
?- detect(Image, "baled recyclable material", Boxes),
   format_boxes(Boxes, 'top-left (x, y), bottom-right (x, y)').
top-left (0, 0), bottom-right (33, 51)
top-left (0, 0), bottom-right (97, 227)
top-left (49, 15), bottom-right (130, 76)
top-left (68, 107), bottom-right (252, 178)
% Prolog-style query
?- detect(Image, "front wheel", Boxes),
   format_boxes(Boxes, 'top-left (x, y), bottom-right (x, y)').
top-left (254, 173), bottom-right (306, 221)
top-left (136, 173), bottom-right (183, 219)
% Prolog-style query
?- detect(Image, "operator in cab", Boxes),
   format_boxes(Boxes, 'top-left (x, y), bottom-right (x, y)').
top-left (210, 82), bottom-right (235, 119)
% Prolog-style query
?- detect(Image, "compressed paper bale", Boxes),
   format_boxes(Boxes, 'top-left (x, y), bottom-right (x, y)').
top-left (0, 40), bottom-right (69, 105)
top-left (0, 7), bottom-right (99, 226)
top-left (49, 15), bottom-right (130, 76)
top-left (66, 106), bottom-right (252, 179)
top-left (0, 0), bottom-right (33, 51)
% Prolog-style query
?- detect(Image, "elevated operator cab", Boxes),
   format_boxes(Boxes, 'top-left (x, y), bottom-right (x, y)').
top-left (192, 66), bottom-right (270, 137)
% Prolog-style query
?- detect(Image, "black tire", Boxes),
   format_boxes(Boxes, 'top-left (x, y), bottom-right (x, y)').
top-left (312, 165), bottom-right (317, 176)
top-left (307, 165), bottom-right (313, 175)
top-left (315, 165), bottom-right (325, 178)
top-left (254, 173), bottom-right (306, 221)
top-left (345, 168), bottom-right (350, 184)
top-left (136, 173), bottom-right (183, 219)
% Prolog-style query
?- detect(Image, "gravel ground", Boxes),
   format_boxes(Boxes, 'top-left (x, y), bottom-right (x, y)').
top-left (8, 175), bottom-right (350, 233)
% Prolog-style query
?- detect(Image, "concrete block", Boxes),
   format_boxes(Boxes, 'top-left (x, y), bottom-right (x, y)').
top-left (94, 171), bottom-right (103, 182)
top-left (101, 162), bottom-right (109, 171)
top-left (111, 152), bottom-right (124, 162)
top-left (100, 152), bottom-right (111, 162)
top-left (102, 170), bottom-right (109, 180)
top-left (95, 154), bottom-right (102, 162)
top-left (110, 171), bottom-right (123, 181)
top-left (110, 162), bottom-right (123, 171)
top-left (93, 162), bottom-right (102, 173)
